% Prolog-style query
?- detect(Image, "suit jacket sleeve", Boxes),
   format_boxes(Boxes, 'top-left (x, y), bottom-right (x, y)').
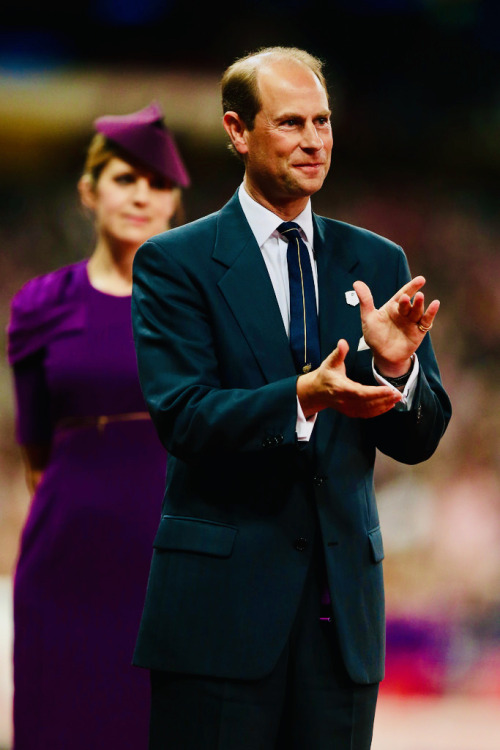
top-left (132, 234), bottom-right (299, 462)
top-left (356, 247), bottom-right (451, 464)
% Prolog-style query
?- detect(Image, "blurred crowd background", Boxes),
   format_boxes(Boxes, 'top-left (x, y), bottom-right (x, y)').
top-left (1, 0), bottom-right (500, 747)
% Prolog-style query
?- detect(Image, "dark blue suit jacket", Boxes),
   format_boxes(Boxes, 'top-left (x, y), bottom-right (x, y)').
top-left (131, 191), bottom-right (451, 684)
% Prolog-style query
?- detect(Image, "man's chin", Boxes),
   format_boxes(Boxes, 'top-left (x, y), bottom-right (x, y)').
top-left (286, 176), bottom-right (327, 198)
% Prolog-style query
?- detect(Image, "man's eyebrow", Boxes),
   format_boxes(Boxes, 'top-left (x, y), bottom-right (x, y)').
top-left (274, 109), bottom-right (331, 121)
top-left (274, 112), bottom-right (302, 121)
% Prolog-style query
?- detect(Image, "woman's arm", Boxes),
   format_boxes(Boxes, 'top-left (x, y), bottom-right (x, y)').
top-left (21, 443), bottom-right (51, 496)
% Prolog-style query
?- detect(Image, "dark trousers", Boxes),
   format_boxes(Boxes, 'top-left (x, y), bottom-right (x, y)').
top-left (149, 550), bottom-right (379, 749)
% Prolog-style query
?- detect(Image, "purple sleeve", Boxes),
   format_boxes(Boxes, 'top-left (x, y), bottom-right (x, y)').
top-left (7, 263), bottom-right (86, 444)
top-left (12, 354), bottom-right (52, 445)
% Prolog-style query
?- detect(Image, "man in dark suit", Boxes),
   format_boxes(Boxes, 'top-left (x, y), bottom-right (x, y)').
top-left (131, 46), bottom-right (451, 749)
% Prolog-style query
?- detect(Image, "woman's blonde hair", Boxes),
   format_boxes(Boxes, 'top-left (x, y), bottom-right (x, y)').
top-left (81, 133), bottom-right (131, 187)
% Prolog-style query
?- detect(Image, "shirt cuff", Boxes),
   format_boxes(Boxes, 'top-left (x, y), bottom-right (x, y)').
top-left (372, 354), bottom-right (420, 411)
top-left (296, 396), bottom-right (317, 441)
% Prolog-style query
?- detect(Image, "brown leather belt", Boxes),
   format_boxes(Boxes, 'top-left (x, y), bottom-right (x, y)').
top-left (55, 411), bottom-right (151, 434)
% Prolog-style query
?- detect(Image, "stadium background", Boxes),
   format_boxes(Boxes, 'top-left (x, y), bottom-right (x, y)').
top-left (1, 2), bottom-right (500, 746)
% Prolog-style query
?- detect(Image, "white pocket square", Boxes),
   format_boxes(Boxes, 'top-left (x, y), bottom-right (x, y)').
top-left (357, 336), bottom-right (370, 352)
top-left (345, 290), bottom-right (359, 306)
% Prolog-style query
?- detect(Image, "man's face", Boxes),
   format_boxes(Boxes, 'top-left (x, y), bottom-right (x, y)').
top-left (242, 60), bottom-right (333, 215)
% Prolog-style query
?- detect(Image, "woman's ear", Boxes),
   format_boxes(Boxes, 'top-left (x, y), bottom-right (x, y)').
top-left (78, 175), bottom-right (97, 211)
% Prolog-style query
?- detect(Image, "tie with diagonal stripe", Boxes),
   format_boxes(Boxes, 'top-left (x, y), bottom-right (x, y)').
top-left (278, 221), bottom-right (320, 375)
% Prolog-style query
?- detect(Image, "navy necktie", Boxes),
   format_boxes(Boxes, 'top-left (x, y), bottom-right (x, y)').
top-left (278, 221), bottom-right (320, 374)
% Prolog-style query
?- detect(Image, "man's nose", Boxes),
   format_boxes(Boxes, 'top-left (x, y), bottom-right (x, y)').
top-left (301, 122), bottom-right (323, 150)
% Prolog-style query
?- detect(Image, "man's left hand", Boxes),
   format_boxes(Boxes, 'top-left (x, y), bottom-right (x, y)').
top-left (353, 276), bottom-right (440, 378)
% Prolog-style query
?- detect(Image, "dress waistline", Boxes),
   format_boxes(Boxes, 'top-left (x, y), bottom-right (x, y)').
top-left (55, 411), bottom-right (151, 434)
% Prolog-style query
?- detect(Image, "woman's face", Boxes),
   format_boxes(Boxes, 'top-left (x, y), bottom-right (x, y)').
top-left (80, 157), bottom-right (180, 249)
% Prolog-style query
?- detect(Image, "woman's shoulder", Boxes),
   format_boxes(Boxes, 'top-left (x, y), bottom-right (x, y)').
top-left (8, 261), bottom-right (88, 364)
top-left (11, 260), bottom-right (87, 314)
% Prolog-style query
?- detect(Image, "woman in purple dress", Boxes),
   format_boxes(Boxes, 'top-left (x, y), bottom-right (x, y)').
top-left (7, 103), bottom-right (190, 750)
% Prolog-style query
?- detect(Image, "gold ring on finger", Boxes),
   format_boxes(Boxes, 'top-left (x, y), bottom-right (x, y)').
top-left (417, 321), bottom-right (433, 333)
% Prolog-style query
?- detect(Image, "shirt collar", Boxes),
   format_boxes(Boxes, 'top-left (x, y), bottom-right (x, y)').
top-left (238, 183), bottom-right (314, 248)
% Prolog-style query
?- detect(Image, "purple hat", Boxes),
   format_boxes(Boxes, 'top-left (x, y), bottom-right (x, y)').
top-left (94, 101), bottom-right (190, 188)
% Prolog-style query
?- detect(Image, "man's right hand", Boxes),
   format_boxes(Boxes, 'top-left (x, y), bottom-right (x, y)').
top-left (296, 339), bottom-right (402, 419)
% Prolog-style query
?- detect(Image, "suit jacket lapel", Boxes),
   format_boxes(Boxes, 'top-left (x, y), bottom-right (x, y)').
top-left (214, 193), bottom-right (296, 383)
top-left (314, 214), bottom-right (361, 367)
top-left (313, 214), bottom-right (363, 459)
top-left (212, 197), bottom-right (365, 388)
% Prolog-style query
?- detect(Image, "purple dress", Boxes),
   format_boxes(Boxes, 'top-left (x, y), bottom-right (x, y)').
top-left (7, 260), bottom-right (166, 750)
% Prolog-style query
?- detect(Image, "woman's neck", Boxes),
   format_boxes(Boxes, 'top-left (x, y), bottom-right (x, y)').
top-left (87, 242), bottom-right (136, 296)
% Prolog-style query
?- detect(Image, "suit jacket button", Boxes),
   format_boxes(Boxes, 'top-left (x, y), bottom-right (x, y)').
top-left (262, 435), bottom-right (283, 448)
top-left (313, 475), bottom-right (326, 487)
top-left (294, 537), bottom-right (308, 552)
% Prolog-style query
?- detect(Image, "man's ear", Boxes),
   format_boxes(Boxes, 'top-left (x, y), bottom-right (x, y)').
top-left (78, 175), bottom-right (97, 211)
top-left (222, 111), bottom-right (249, 156)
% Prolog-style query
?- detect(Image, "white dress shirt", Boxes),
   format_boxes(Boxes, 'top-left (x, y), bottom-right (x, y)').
top-left (237, 184), bottom-right (417, 440)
